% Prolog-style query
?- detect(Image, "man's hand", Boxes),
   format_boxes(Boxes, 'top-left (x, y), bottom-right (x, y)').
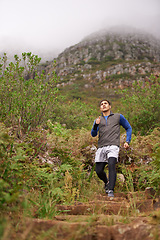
top-left (96, 116), bottom-right (101, 124)
top-left (124, 142), bottom-right (129, 149)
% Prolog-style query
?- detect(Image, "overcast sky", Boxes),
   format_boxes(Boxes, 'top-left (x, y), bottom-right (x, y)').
top-left (0, 0), bottom-right (160, 60)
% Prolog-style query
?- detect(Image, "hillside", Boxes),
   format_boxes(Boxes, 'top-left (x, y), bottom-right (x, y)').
top-left (0, 27), bottom-right (160, 239)
top-left (44, 27), bottom-right (160, 101)
top-left (1, 122), bottom-right (160, 239)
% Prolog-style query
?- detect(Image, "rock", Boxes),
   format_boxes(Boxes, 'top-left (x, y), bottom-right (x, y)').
top-left (81, 144), bottom-right (97, 167)
top-left (117, 173), bottom-right (125, 183)
top-left (145, 187), bottom-right (156, 199)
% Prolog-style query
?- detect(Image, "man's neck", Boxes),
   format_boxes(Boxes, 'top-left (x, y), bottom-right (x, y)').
top-left (102, 110), bottom-right (111, 116)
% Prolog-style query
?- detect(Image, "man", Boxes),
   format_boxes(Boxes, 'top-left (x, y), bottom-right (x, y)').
top-left (91, 99), bottom-right (132, 197)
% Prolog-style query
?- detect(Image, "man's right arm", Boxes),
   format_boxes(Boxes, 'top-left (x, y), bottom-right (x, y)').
top-left (91, 120), bottom-right (99, 137)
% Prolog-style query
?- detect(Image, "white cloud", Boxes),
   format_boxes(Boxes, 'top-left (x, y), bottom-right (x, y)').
top-left (0, 0), bottom-right (160, 59)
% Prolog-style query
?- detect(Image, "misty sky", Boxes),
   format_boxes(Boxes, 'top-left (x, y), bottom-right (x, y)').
top-left (0, 0), bottom-right (160, 59)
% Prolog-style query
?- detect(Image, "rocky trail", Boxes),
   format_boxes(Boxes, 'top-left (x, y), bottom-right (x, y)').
top-left (11, 189), bottom-right (160, 240)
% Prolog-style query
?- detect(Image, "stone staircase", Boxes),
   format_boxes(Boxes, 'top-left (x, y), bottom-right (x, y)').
top-left (18, 190), bottom-right (160, 240)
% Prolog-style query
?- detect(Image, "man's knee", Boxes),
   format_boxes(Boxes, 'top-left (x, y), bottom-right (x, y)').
top-left (95, 163), bottom-right (105, 176)
top-left (108, 157), bottom-right (117, 169)
top-left (96, 169), bottom-right (104, 177)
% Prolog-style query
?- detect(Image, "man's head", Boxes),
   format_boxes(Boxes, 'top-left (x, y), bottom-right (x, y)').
top-left (99, 99), bottom-right (111, 115)
top-left (99, 99), bottom-right (111, 107)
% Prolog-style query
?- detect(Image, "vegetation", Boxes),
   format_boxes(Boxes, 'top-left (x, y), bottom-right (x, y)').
top-left (0, 53), bottom-right (160, 239)
top-left (87, 57), bottom-right (100, 65)
top-left (105, 72), bottom-right (131, 81)
top-left (51, 98), bottom-right (96, 129)
top-left (121, 75), bottom-right (160, 135)
top-left (0, 53), bottom-right (58, 131)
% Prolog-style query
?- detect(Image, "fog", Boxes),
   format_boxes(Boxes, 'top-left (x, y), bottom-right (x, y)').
top-left (0, 0), bottom-right (160, 60)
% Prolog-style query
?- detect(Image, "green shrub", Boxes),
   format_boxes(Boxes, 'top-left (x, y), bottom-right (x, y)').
top-left (87, 58), bottom-right (100, 65)
top-left (104, 55), bottom-right (114, 62)
top-left (0, 121), bottom-right (90, 214)
top-left (50, 98), bottom-right (95, 129)
top-left (0, 52), bottom-right (58, 132)
top-left (106, 72), bottom-right (131, 81)
top-left (121, 74), bottom-right (160, 135)
top-left (119, 128), bottom-right (160, 192)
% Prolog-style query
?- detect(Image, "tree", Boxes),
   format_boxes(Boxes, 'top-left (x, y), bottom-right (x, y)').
top-left (0, 53), bottom-right (58, 132)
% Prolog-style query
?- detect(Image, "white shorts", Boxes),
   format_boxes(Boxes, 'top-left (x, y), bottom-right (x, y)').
top-left (95, 145), bottom-right (119, 163)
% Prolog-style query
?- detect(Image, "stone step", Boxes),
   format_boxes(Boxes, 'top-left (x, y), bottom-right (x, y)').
top-left (56, 198), bottom-right (159, 216)
top-left (56, 202), bottom-right (129, 215)
top-left (21, 216), bottom-right (159, 240)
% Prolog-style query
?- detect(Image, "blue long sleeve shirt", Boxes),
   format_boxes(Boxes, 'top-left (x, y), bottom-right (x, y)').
top-left (91, 114), bottom-right (132, 143)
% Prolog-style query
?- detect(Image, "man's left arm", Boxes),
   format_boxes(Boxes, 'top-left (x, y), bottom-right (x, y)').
top-left (120, 114), bottom-right (132, 149)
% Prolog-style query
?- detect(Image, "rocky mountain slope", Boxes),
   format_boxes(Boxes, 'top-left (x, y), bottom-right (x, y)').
top-left (46, 27), bottom-right (160, 94)
top-left (57, 27), bottom-right (160, 67)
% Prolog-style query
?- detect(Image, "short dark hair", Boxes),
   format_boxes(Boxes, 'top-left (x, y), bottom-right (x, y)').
top-left (99, 99), bottom-right (111, 106)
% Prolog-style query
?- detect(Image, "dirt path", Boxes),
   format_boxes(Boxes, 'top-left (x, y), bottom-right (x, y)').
top-left (11, 191), bottom-right (160, 240)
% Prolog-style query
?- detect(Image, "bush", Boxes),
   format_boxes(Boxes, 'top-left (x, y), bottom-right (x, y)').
top-left (0, 52), bottom-right (58, 132)
top-left (50, 98), bottom-right (95, 129)
top-left (121, 74), bottom-right (160, 135)
top-left (118, 128), bottom-right (160, 192)
top-left (0, 122), bottom-right (88, 212)
top-left (104, 55), bottom-right (114, 62)
top-left (87, 58), bottom-right (100, 65)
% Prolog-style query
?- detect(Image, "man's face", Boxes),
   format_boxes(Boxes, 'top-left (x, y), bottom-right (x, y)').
top-left (100, 100), bottom-right (111, 112)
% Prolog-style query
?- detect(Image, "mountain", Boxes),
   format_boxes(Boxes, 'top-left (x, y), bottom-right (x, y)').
top-left (44, 26), bottom-right (160, 100)
top-left (57, 26), bottom-right (160, 67)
